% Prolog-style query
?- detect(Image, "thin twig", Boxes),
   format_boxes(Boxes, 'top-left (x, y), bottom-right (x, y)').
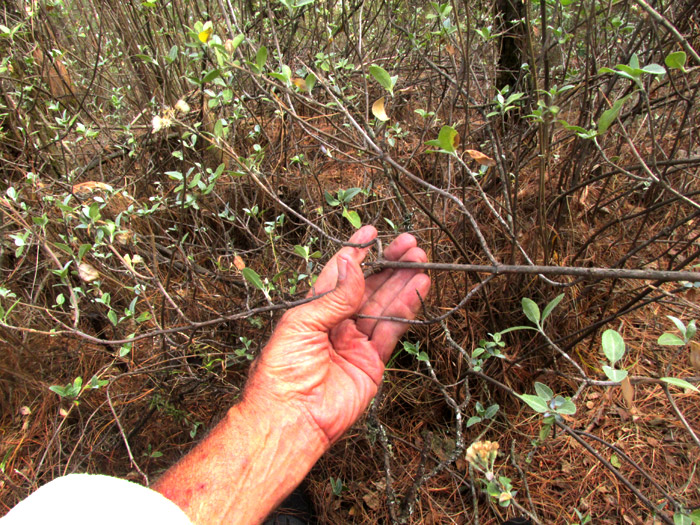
top-left (365, 260), bottom-right (700, 282)
top-left (105, 385), bottom-right (148, 485)
top-left (555, 421), bottom-right (674, 525)
top-left (631, 0), bottom-right (700, 66)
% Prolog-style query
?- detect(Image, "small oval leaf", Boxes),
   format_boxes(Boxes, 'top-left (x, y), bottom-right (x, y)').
top-left (534, 382), bottom-right (553, 401)
top-left (665, 51), bottom-right (687, 71)
top-left (368, 65), bottom-right (395, 95)
top-left (241, 267), bottom-right (264, 290)
top-left (602, 329), bottom-right (625, 364)
top-left (438, 125), bottom-right (459, 153)
top-left (658, 333), bottom-right (685, 346)
top-left (517, 393), bottom-right (549, 413)
top-left (522, 297), bottom-right (540, 325)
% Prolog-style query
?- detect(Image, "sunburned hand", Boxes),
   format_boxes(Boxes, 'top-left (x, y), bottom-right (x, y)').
top-left (154, 226), bottom-right (430, 524)
top-left (245, 225), bottom-right (431, 443)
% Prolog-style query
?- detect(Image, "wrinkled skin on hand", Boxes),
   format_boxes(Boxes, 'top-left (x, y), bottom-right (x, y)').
top-left (246, 226), bottom-right (431, 444)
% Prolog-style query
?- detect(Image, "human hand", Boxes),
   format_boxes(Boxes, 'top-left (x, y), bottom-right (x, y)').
top-left (245, 226), bottom-right (431, 444)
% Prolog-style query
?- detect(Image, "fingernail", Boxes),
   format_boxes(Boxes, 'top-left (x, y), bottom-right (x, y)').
top-left (337, 256), bottom-right (348, 282)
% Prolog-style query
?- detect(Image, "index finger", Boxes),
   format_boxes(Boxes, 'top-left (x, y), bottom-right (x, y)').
top-left (307, 225), bottom-right (377, 296)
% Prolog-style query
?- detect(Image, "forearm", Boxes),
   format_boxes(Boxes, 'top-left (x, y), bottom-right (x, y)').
top-left (154, 394), bottom-right (329, 524)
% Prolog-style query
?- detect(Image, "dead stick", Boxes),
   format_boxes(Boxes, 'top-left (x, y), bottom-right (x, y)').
top-left (365, 261), bottom-right (700, 282)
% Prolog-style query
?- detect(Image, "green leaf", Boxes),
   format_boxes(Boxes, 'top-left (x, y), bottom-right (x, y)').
top-left (342, 208), bottom-right (361, 229)
top-left (119, 342), bottom-right (132, 357)
top-left (617, 64), bottom-right (641, 78)
top-left (49, 377), bottom-right (82, 399)
top-left (610, 453), bottom-right (621, 468)
top-left (368, 65), bottom-right (396, 95)
top-left (597, 95), bottom-right (629, 135)
top-left (641, 63), bottom-right (666, 75)
top-left (426, 125), bottom-right (459, 154)
top-left (692, 509), bottom-right (700, 524)
top-left (135, 54), bottom-right (157, 65)
top-left (498, 325), bottom-right (538, 334)
top-left (49, 385), bottom-right (68, 397)
top-left (674, 512), bottom-right (694, 525)
top-left (78, 243), bottom-right (92, 261)
top-left (242, 267), bottom-right (265, 290)
top-left (666, 315), bottom-right (687, 337)
top-left (521, 297), bottom-right (541, 325)
top-left (403, 340), bottom-right (420, 355)
top-left (629, 53), bottom-right (640, 70)
top-left (256, 46), bottom-right (268, 71)
top-left (555, 398), bottom-right (577, 415)
top-left (517, 393), bottom-right (549, 413)
top-left (437, 125), bottom-right (458, 153)
top-left (293, 245), bottom-right (309, 259)
top-left (466, 415), bottom-right (482, 427)
top-left (484, 404), bottom-right (499, 419)
top-left (229, 34), bottom-right (245, 53)
top-left (167, 45), bottom-right (179, 63)
top-left (270, 65), bottom-right (292, 84)
top-left (534, 382), bottom-right (553, 401)
top-left (340, 187), bottom-right (362, 202)
top-left (202, 68), bottom-right (222, 83)
top-left (541, 293), bottom-right (565, 322)
top-left (53, 242), bottom-right (73, 256)
top-left (602, 329), bottom-right (625, 364)
top-left (665, 51), bottom-right (687, 71)
top-left (661, 377), bottom-right (700, 393)
top-left (539, 417), bottom-right (554, 441)
top-left (304, 73), bottom-right (316, 92)
top-left (324, 191), bottom-right (340, 206)
top-left (88, 374), bottom-right (109, 389)
top-left (107, 309), bottom-right (119, 326)
top-left (602, 365), bottom-right (628, 382)
top-left (658, 333), bottom-right (686, 346)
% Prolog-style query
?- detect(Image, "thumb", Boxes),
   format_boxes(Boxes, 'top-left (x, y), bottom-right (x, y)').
top-left (295, 255), bottom-right (365, 331)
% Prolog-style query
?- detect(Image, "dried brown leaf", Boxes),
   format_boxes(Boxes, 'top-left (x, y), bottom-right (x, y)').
top-left (621, 376), bottom-right (635, 407)
top-left (371, 97), bottom-right (390, 122)
top-left (465, 149), bottom-right (496, 166)
top-left (689, 340), bottom-right (700, 373)
top-left (78, 262), bottom-right (100, 282)
top-left (363, 491), bottom-right (381, 511)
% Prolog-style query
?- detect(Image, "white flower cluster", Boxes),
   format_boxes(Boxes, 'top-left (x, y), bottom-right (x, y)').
top-left (152, 99), bottom-right (190, 133)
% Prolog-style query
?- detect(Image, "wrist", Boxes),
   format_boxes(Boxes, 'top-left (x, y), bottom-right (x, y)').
top-left (234, 386), bottom-right (330, 457)
top-left (155, 384), bottom-right (329, 524)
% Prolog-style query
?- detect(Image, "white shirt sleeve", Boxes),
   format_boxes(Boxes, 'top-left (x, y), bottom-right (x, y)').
top-left (2, 473), bottom-right (193, 524)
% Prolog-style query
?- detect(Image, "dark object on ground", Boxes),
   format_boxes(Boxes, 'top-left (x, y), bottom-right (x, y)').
top-left (502, 518), bottom-right (532, 525)
top-left (263, 483), bottom-right (315, 525)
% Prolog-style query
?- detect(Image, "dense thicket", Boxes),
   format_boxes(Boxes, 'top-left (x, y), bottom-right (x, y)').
top-left (1, 0), bottom-right (699, 522)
